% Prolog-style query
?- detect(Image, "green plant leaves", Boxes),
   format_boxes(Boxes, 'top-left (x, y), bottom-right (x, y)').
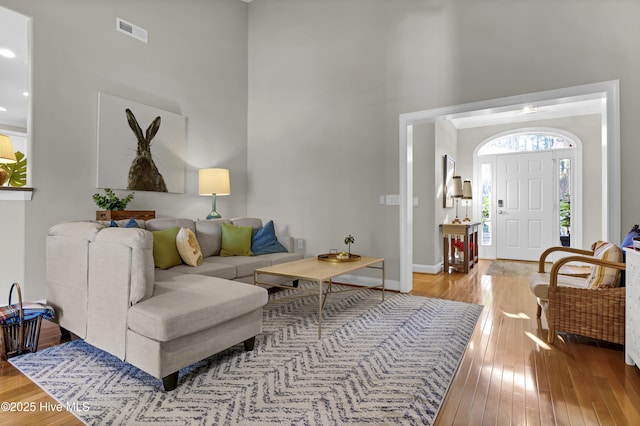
top-left (92, 188), bottom-right (135, 210)
top-left (0, 151), bottom-right (27, 187)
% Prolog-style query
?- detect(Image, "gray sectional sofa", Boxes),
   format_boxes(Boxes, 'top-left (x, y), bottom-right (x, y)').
top-left (121, 217), bottom-right (303, 284)
top-left (46, 217), bottom-right (303, 391)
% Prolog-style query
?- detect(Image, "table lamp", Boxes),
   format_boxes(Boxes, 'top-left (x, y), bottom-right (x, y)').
top-left (451, 176), bottom-right (463, 224)
top-left (198, 168), bottom-right (230, 219)
top-left (0, 134), bottom-right (17, 186)
top-left (462, 179), bottom-right (472, 222)
top-left (0, 134), bottom-right (17, 164)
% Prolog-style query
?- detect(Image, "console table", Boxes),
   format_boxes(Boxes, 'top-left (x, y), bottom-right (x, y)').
top-left (440, 221), bottom-right (480, 273)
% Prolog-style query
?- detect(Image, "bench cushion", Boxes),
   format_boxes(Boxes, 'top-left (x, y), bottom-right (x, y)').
top-left (529, 272), bottom-right (590, 300)
top-left (127, 274), bottom-right (267, 342)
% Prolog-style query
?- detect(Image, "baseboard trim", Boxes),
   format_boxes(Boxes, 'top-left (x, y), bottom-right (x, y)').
top-left (413, 263), bottom-right (443, 274)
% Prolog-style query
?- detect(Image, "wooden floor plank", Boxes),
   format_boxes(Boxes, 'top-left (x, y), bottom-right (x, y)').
top-left (433, 260), bottom-right (640, 425)
top-left (3, 259), bottom-right (640, 425)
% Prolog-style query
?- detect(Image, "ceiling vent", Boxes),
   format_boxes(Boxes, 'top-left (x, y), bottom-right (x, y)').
top-left (116, 17), bottom-right (148, 43)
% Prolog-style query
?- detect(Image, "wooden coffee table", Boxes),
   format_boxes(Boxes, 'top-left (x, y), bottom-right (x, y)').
top-left (254, 256), bottom-right (385, 338)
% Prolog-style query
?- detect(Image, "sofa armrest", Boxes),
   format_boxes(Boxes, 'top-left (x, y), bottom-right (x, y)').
top-left (277, 235), bottom-right (295, 253)
top-left (46, 221), bottom-right (106, 339)
top-left (86, 227), bottom-right (154, 360)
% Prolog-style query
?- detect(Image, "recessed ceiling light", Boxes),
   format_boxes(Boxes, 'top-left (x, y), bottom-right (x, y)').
top-left (515, 106), bottom-right (538, 116)
top-left (0, 107), bottom-right (7, 112)
top-left (22, 91), bottom-right (29, 97)
top-left (0, 49), bottom-right (16, 58)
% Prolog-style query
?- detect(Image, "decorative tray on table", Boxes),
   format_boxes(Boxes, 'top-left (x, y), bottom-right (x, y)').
top-left (317, 252), bottom-right (361, 263)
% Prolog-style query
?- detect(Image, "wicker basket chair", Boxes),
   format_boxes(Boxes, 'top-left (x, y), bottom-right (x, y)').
top-left (530, 245), bottom-right (626, 344)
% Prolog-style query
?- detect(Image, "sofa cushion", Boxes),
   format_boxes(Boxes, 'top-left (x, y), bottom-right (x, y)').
top-left (152, 227), bottom-right (183, 270)
top-left (158, 258), bottom-right (237, 280)
top-left (49, 221), bottom-right (106, 240)
top-left (209, 255), bottom-right (272, 278)
top-left (529, 272), bottom-right (591, 300)
top-left (176, 227), bottom-right (203, 267)
top-left (127, 274), bottom-right (268, 342)
top-left (146, 218), bottom-right (195, 233)
top-left (195, 219), bottom-right (231, 257)
top-left (220, 223), bottom-right (253, 257)
top-left (259, 251), bottom-right (304, 266)
top-left (231, 217), bottom-right (262, 230)
top-left (587, 241), bottom-right (622, 288)
top-left (252, 220), bottom-right (288, 255)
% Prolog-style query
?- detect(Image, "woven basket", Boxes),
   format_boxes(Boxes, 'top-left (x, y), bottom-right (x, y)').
top-left (0, 283), bottom-right (44, 361)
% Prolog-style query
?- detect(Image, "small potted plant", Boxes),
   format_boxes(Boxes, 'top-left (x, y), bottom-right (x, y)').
top-left (93, 188), bottom-right (134, 210)
top-left (342, 235), bottom-right (355, 259)
top-left (93, 188), bottom-right (149, 221)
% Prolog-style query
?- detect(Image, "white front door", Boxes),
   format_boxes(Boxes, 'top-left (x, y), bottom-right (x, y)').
top-left (496, 151), bottom-right (555, 261)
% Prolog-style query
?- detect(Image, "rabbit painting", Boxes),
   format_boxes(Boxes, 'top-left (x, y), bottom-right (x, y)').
top-left (125, 108), bottom-right (168, 192)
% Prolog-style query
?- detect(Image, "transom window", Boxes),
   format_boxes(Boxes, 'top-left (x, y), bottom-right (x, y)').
top-left (478, 132), bottom-right (574, 155)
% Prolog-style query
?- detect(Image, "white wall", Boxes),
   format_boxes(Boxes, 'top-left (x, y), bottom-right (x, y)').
top-left (412, 122), bottom-right (436, 271)
top-left (248, 0), bottom-right (640, 282)
top-left (0, 0), bottom-right (249, 300)
top-left (247, 0), bottom-right (452, 284)
top-left (0, 202), bottom-right (25, 297)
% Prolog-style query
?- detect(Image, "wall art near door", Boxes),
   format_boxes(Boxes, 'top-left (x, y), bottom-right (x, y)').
top-left (97, 92), bottom-right (186, 193)
top-left (443, 154), bottom-right (455, 208)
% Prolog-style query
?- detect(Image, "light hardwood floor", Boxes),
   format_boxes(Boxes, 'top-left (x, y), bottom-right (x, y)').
top-left (1, 259), bottom-right (640, 425)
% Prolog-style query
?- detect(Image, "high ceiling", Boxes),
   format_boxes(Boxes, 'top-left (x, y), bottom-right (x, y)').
top-left (0, 4), bottom-right (602, 134)
top-left (0, 6), bottom-right (29, 130)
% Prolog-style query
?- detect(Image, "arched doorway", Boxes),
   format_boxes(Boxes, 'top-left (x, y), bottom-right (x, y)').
top-left (398, 80), bottom-right (620, 293)
top-left (474, 129), bottom-right (582, 260)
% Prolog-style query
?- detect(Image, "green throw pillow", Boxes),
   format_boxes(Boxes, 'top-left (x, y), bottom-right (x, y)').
top-left (220, 223), bottom-right (253, 256)
top-left (152, 227), bottom-right (183, 269)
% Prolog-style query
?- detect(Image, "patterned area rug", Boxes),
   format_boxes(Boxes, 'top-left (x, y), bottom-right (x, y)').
top-left (11, 283), bottom-right (482, 425)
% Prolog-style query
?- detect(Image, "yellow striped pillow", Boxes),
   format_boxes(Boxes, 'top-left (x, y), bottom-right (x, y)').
top-left (586, 241), bottom-right (622, 289)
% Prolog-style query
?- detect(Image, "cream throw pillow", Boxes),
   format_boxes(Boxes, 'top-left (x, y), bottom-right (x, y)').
top-left (586, 241), bottom-right (622, 289)
top-left (176, 227), bottom-right (203, 267)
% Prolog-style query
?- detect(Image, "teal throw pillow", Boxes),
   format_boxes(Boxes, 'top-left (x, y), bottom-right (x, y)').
top-left (220, 223), bottom-right (253, 257)
top-left (252, 220), bottom-right (288, 255)
top-left (152, 227), bottom-right (183, 269)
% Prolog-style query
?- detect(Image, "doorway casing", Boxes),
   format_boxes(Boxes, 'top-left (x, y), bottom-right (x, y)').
top-left (398, 80), bottom-right (620, 293)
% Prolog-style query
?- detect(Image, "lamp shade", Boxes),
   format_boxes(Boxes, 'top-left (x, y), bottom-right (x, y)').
top-left (451, 176), bottom-right (463, 198)
top-left (462, 179), bottom-right (472, 199)
top-left (0, 134), bottom-right (17, 164)
top-left (198, 168), bottom-right (230, 195)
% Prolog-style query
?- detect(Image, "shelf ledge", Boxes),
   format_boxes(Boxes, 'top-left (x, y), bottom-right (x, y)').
top-left (0, 187), bottom-right (34, 201)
